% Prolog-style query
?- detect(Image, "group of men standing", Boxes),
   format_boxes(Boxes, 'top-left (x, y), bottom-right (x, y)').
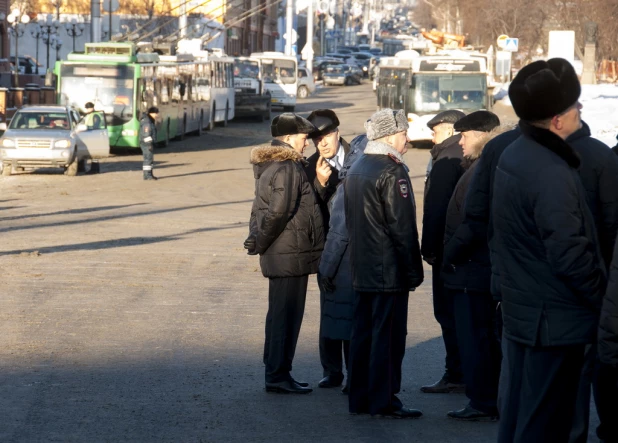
top-left (245, 57), bottom-right (618, 441)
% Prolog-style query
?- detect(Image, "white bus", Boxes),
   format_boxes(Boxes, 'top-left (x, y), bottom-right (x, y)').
top-left (250, 52), bottom-right (297, 112)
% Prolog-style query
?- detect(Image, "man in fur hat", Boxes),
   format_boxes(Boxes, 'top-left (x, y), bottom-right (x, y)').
top-left (492, 59), bottom-right (606, 441)
top-left (244, 113), bottom-right (324, 394)
top-left (440, 111), bottom-right (502, 421)
top-left (344, 109), bottom-right (424, 418)
top-left (305, 109), bottom-right (352, 390)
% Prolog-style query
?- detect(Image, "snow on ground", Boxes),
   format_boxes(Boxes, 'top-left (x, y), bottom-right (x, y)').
top-left (494, 82), bottom-right (618, 147)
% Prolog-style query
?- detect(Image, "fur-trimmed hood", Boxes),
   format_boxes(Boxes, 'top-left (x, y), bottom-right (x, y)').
top-left (464, 124), bottom-right (517, 162)
top-left (250, 140), bottom-right (303, 165)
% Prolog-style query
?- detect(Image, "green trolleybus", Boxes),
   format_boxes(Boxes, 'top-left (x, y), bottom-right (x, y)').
top-left (56, 42), bottom-right (235, 148)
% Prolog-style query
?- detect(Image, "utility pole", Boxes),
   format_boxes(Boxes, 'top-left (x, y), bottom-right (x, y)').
top-left (306, 0), bottom-right (313, 72)
top-left (179, 0), bottom-right (187, 39)
top-left (285, 0), bottom-right (293, 55)
top-left (91, 0), bottom-right (101, 43)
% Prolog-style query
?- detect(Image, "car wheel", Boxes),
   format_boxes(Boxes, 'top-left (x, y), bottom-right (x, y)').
top-left (298, 86), bottom-right (309, 99)
top-left (65, 155), bottom-right (79, 176)
top-left (2, 163), bottom-right (11, 176)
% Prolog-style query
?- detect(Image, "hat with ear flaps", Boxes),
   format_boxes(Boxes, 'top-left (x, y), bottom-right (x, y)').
top-left (270, 113), bottom-right (317, 137)
top-left (508, 58), bottom-right (581, 121)
top-left (365, 108), bottom-right (409, 141)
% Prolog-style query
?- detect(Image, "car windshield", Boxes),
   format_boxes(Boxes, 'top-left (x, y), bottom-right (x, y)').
top-left (261, 59), bottom-right (297, 85)
top-left (234, 60), bottom-right (259, 79)
top-left (413, 74), bottom-right (486, 113)
top-left (59, 64), bottom-right (135, 126)
top-left (9, 111), bottom-right (71, 130)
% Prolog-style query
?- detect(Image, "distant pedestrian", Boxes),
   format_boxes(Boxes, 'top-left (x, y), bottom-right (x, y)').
top-left (139, 106), bottom-right (159, 180)
top-left (244, 113), bottom-right (323, 394)
top-left (317, 134), bottom-right (366, 395)
top-left (493, 58), bottom-right (606, 442)
top-left (441, 111), bottom-right (501, 421)
top-left (420, 109), bottom-right (467, 394)
top-left (345, 109), bottom-right (424, 418)
top-left (306, 109), bottom-right (352, 390)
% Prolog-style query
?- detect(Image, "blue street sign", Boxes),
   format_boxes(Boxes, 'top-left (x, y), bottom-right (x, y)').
top-left (505, 38), bottom-right (519, 52)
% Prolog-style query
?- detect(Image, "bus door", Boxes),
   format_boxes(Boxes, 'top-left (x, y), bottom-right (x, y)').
top-left (395, 69), bottom-right (409, 112)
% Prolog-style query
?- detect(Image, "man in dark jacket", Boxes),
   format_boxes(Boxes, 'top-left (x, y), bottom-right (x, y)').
top-left (139, 106), bottom-right (159, 180)
top-left (597, 240), bottom-right (618, 442)
top-left (420, 109), bottom-right (467, 394)
top-left (441, 111), bottom-right (501, 421)
top-left (317, 135), bottom-right (367, 394)
top-left (344, 109), bottom-right (424, 418)
top-left (244, 113), bottom-right (324, 394)
top-left (306, 109), bottom-right (352, 390)
top-left (566, 123), bottom-right (618, 443)
top-left (493, 59), bottom-right (606, 442)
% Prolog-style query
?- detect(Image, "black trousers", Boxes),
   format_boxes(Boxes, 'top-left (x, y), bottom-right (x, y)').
top-left (432, 264), bottom-right (462, 381)
top-left (141, 146), bottom-right (154, 178)
top-left (319, 336), bottom-right (350, 379)
top-left (593, 362), bottom-right (618, 442)
top-left (348, 291), bottom-right (408, 415)
top-left (497, 337), bottom-right (585, 443)
top-left (568, 344), bottom-right (595, 443)
top-left (451, 290), bottom-right (501, 414)
top-left (263, 276), bottom-right (308, 383)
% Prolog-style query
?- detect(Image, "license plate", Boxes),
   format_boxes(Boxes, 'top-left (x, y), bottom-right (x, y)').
top-left (271, 99), bottom-right (278, 103)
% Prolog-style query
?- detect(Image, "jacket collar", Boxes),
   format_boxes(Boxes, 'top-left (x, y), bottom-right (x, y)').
top-left (430, 133), bottom-right (462, 160)
top-left (341, 137), bottom-right (350, 155)
top-left (364, 140), bottom-right (404, 162)
top-left (250, 139), bottom-right (303, 165)
top-left (519, 120), bottom-right (581, 169)
top-left (565, 121), bottom-right (592, 143)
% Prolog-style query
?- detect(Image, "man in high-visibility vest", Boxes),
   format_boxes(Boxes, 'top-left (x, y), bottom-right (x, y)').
top-left (83, 102), bottom-right (102, 129)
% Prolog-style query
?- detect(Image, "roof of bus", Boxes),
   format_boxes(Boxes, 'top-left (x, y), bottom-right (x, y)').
top-left (250, 52), bottom-right (297, 61)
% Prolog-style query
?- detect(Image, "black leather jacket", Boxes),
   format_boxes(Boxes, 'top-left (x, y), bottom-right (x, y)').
top-left (344, 141), bottom-right (424, 292)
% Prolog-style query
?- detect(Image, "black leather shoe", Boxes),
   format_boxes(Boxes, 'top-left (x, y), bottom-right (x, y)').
top-left (420, 375), bottom-right (465, 393)
top-left (377, 406), bottom-right (423, 419)
top-left (318, 374), bottom-right (344, 388)
top-left (447, 405), bottom-right (498, 421)
top-left (291, 378), bottom-right (309, 388)
top-left (265, 380), bottom-right (313, 394)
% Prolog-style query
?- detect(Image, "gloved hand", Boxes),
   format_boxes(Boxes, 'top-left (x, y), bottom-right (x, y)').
top-left (318, 274), bottom-right (336, 292)
top-left (244, 236), bottom-right (258, 255)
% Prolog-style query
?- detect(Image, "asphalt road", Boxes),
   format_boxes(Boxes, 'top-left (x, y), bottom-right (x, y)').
top-left (0, 83), bottom-right (597, 442)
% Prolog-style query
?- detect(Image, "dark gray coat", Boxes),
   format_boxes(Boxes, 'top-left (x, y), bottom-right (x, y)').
top-left (599, 239), bottom-right (618, 367)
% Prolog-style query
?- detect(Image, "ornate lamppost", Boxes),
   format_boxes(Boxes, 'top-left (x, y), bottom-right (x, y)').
top-left (7, 9), bottom-right (30, 87)
top-left (51, 35), bottom-right (62, 62)
top-left (29, 24), bottom-right (43, 75)
top-left (40, 14), bottom-right (60, 74)
top-left (65, 18), bottom-right (85, 52)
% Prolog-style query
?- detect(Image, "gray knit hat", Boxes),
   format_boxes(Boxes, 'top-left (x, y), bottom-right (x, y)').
top-left (365, 109), bottom-right (409, 141)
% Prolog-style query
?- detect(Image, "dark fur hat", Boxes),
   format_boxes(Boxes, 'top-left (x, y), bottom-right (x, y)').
top-left (427, 110), bottom-right (466, 129)
top-left (508, 58), bottom-right (581, 121)
top-left (307, 109), bottom-right (340, 138)
top-left (454, 111), bottom-right (500, 133)
top-left (271, 113), bottom-right (317, 137)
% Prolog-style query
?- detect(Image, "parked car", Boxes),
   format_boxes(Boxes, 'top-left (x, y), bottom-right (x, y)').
top-left (9, 56), bottom-right (43, 75)
top-left (313, 58), bottom-right (345, 81)
top-left (0, 105), bottom-right (110, 176)
top-left (323, 64), bottom-right (363, 86)
top-left (350, 52), bottom-right (373, 77)
top-left (297, 66), bottom-right (316, 98)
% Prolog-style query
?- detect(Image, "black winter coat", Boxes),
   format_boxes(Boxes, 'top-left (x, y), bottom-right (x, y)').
top-left (442, 159), bottom-right (491, 293)
top-left (464, 127), bottom-right (521, 297)
top-left (344, 141), bottom-right (423, 292)
top-left (305, 138), bottom-right (350, 232)
top-left (421, 134), bottom-right (463, 260)
top-left (599, 240), bottom-right (618, 367)
top-left (139, 114), bottom-right (157, 150)
top-left (567, 122), bottom-right (618, 268)
top-left (249, 140), bottom-right (325, 278)
top-left (492, 121), bottom-right (606, 347)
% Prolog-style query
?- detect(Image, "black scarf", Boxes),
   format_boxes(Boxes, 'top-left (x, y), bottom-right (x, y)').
top-left (519, 120), bottom-right (581, 169)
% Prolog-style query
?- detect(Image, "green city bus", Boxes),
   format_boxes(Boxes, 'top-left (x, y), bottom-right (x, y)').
top-left (55, 42), bottom-right (235, 148)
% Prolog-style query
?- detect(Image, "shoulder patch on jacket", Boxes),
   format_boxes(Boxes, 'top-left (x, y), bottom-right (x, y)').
top-left (398, 179), bottom-right (409, 198)
top-left (388, 153), bottom-right (402, 164)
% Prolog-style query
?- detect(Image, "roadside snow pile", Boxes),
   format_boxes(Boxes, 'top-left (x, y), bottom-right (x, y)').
top-left (495, 83), bottom-right (618, 147)
top-left (580, 84), bottom-right (618, 148)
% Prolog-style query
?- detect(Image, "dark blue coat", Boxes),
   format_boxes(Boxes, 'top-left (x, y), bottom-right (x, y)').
top-left (600, 240), bottom-right (618, 367)
top-left (492, 121), bottom-right (606, 347)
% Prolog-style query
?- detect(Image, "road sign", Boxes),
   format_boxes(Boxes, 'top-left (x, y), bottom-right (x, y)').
top-left (504, 38), bottom-right (519, 52)
top-left (496, 34), bottom-right (509, 49)
top-left (283, 29), bottom-right (298, 44)
top-left (301, 43), bottom-right (314, 60)
top-left (102, 0), bottom-right (119, 13)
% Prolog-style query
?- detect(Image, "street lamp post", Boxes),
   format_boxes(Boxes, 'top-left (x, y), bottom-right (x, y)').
top-left (51, 35), bottom-right (62, 62)
top-left (65, 19), bottom-right (85, 52)
top-left (40, 15), bottom-right (60, 74)
top-left (7, 9), bottom-right (30, 87)
top-left (29, 24), bottom-right (42, 75)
